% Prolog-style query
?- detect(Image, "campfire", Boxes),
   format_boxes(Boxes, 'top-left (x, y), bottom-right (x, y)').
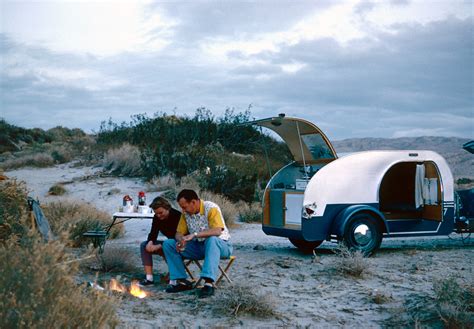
top-left (91, 279), bottom-right (149, 298)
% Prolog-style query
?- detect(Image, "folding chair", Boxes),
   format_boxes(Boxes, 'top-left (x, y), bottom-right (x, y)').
top-left (184, 255), bottom-right (236, 287)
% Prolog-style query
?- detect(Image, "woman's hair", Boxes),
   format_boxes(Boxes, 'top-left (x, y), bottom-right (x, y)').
top-left (149, 196), bottom-right (172, 210)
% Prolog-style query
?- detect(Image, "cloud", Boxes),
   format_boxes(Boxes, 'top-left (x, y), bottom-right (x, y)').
top-left (0, 1), bottom-right (176, 56)
top-left (0, 1), bottom-right (472, 140)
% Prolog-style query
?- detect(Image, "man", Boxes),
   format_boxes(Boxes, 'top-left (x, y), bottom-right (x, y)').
top-left (139, 196), bottom-right (181, 286)
top-left (162, 189), bottom-right (232, 298)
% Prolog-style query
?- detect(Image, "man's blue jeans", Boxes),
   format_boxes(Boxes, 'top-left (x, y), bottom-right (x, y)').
top-left (162, 237), bottom-right (232, 282)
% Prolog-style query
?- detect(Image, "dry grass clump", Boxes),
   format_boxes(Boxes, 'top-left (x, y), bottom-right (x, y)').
top-left (386, 276), bottom-right (473, 328)
top-left (0, 237), bottom-right (118, 328)
top-left (433, 276), bottom-right (473, 328)
top-left (48, 183), bottom-right (67, 195)
top-left (147, 174), bottom-right (177, 192)
top-left (103, 143), bottom-right (142, 176)
top-left (0, 179), bottom-right (30, 241)
top-left (42, 200), bottom-right (124, 247)
top-left (0, 153), bottom-right (54, 170)
top-left (333, 245), bottom-right (371, 278)
top-left (200, 190), bottom-right (238, 227)
top-left (89, 246), bottom-right (137, 273)
top-left (370, 290), bottom-right (393, 305)
top-left (213, 284), bottom-right (277, 318)
top-left (237, 201), bottom-right (262, 223)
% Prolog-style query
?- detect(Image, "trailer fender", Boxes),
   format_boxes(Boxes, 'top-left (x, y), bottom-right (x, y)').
top-left (330, 205), bottom-right (390, 238)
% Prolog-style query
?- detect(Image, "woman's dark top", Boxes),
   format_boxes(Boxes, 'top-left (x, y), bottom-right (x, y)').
top-left (147, 208), bottom-right (181, 242)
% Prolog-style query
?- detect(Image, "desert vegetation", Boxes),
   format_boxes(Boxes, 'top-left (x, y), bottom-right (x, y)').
top-left (42, 200), bottom-right (124, 246)
top-left (0, 179), bottom-right (119, 329)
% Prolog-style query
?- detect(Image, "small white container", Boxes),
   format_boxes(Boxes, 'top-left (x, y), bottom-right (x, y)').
top-left (123, 205), bottom-right (134, 213)
top-left (138, 205), bottom-right (150, 214)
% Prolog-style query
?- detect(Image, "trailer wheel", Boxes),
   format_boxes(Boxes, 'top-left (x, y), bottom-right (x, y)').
top-left (343, 213), bottom-right (382, 256)
top-left (289, 238), bottom-right (323, 254)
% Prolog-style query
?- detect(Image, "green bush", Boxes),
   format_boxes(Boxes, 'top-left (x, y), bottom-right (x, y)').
top-left (0, 237), bottom-right (118, 328)
top-left (98, 109), bottom-right (291, 202)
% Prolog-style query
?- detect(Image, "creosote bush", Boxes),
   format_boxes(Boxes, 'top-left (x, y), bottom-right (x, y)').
top-left (48, 183), bottom-right (67, 196)
top-left (213, 284), bottom-right (276, 318)
top-left (0, 237), bottom-right (118, 329)
top-left (42, 200), bottom-right (124, 247)
top-left (0, 179), bottom-right (29, 241)
top-left (386, 275), bottom-right (473, 328)
top-left (93, 246), bottom-right (137, 273)
top-left (433, 276), bottom-right (473, 328)
top-left (333, 245), bottom-right (371, 278)
top-left (0, 153), bottom-right (55, 170)
top-left (103, 143), bottom-right (142, 176)
top-left (237, 201), bottom-right (262, 223)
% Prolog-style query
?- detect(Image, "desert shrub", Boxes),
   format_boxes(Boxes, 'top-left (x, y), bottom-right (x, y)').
top-left (0, 153), bottom-right (55, 170)
top-left (237, 201), bottom-right (262, 223)
top-left (0, 179), bottom-right (30, 241)
top-left (0, 119), bottom-right (52, 153)
top-left (94, 246), bottom-right (137, 273)
top-left (456, 177), bottom-right (473, 185)
top-left (0, 237), bottom-right (118, 328)
top-left (386, 276), bottom-right (473, 328)
top-left (213, 284), bottom-right (276, 318)
top-left (98, 109), bottom-right (291, 202)
top-left (433, 276), bottom-right (474, 328)
top-left (103, 143), bottom-right (142, 176)
top-left (333, 245), bottom-right (371, 278)
top-left (200, 190), bottom-right (238, 227)
top-left (50, 145), bottom-right (73, 163)
top-left (48, 183), bottom-right (66, 196)
top-left (370, 290), bottom-right (393, 304)
top-left (42, 201), bottom-right (124, 247)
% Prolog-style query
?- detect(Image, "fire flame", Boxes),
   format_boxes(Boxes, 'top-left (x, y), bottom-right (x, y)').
top-left (109, 278), bottom-right (127, 293)
top-left (108, 279), bottom-right (148, 298)
top-left (129, 280), bottom-right (148, 299)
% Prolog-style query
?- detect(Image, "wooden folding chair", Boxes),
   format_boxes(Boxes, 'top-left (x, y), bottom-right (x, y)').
top-left (184, 255), bottom-right (236, 287)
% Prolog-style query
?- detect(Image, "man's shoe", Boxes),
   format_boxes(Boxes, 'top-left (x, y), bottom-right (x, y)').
top-left (138, 279), bottom-right (154, 287)
top-left (197, 284), bottom-right (214, 298)
top-left (165, 280), bottom-right (193, 293)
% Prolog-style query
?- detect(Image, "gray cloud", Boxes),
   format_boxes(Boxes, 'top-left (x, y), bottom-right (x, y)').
top-left (0, 7), bottom-right (472, 140)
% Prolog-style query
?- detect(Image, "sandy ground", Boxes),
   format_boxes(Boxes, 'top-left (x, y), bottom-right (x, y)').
top-left (6, 164), bottom-right (474, 328)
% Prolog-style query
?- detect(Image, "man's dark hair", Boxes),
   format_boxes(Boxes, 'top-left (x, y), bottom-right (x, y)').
top-left (149, 196), bottom-right (172, 210)
top-left (177, 189), bottom-right (199, 202)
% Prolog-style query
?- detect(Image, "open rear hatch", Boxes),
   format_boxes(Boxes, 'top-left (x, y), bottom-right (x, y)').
top-left (246, 114), bottom-right (337, 236)
top-left (246, 114), bottom-right (337, 165)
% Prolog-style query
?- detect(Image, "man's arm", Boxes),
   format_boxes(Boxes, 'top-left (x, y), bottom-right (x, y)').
top-left (181, 227), bottom-right (222, 241)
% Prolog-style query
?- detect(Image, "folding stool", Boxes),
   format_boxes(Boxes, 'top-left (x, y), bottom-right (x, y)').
top-left (183, 255), bottom-right (236, 287)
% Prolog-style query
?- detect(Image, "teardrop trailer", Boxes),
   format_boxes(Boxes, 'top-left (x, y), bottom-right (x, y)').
top-left (247, 115), bottom-right (473, 255)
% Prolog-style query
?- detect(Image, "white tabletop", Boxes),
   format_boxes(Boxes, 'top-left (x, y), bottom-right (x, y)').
top-left (112, 212), bottom-right (154, 218)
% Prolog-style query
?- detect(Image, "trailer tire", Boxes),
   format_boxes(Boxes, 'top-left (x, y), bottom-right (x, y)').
top-left (343, 213), bottom-right (382, 256)
top-left (289, 238), bottom-right (323, 254)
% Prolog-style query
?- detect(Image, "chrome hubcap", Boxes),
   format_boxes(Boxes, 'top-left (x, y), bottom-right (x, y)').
top-left (353, 224), bottom-right (372, 246)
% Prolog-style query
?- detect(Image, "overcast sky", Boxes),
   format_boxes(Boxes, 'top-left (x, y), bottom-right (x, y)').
top-left (0, 0), bottom-right (472, 140)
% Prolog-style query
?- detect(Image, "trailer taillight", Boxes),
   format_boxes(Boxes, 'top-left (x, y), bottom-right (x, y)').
top-left (303, 203), bottom-right (317, 219)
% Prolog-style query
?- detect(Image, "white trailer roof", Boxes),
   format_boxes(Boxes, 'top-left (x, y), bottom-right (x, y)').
top-left (304, 150), bottom-right (454, 216)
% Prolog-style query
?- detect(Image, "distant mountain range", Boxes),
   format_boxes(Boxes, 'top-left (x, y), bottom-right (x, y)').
top-left (332, 136), bottom-right (473, 179)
